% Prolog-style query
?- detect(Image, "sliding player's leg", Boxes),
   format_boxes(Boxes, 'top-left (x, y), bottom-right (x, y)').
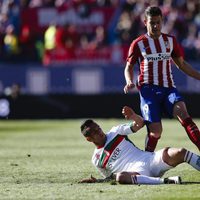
top-left (116, 171), bottom-right (181, 185)
top-left (163, 147), bottom-right (200, 171)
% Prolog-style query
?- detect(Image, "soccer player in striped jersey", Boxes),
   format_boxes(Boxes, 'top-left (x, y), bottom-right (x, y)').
top-left (79, 106), bottom-right (200, 185)
top-left (124, 6), bottom-right (200, 152)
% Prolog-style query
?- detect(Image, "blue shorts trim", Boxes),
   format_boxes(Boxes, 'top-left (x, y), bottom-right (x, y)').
top-left (139, 84), bottom-right (184, 123)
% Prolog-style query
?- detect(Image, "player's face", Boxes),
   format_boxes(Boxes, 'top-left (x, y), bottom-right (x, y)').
top-left (85, 125), bottom-right (105, 144)
top-left (144, 15), bottom-right (162, 39)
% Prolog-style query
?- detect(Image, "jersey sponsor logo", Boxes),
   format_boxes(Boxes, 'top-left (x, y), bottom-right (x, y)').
top-left (107, 148), bottom-right (121, 169)
top-left (144, 53), bottom-right (171, 62)
top-left (98, 135), bottom-right (125, 168)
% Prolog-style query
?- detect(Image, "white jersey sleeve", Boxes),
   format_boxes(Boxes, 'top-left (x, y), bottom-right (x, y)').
top-left (109, 123), bottom-right (134, 136)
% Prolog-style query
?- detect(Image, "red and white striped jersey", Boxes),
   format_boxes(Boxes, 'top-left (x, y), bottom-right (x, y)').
top-left (127, 33), bottom-right (182, 88)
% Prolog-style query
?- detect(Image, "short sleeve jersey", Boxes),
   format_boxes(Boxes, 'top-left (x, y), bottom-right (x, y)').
top-left (91, 124), bottom-right (150, 178)
top-left (127, 33), bottom-right (182, 88)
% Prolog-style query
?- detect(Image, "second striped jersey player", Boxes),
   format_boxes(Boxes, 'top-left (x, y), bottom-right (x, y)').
top-left (124, 6), bottom-right (200, 152)
top-left (127, 33), bottom-right (181, 88)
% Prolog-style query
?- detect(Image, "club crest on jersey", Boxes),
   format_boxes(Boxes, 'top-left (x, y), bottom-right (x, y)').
top-left (95, 153), bottom-right (100, 160)
top-left (164, 41), bottom-right (170, 50)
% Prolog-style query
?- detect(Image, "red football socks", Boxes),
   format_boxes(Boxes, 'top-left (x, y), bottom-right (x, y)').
top-left (145, 134), bottom-right (160, 152)
top-left (180, 117), bottom-right (200, 151)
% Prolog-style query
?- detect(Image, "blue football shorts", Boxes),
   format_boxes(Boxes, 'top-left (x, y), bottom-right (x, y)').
top-left (139, 84), bottom-right (184, 123)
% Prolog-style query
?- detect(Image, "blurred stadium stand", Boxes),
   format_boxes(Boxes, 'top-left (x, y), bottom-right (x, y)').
top-left (0, 0), bottom-right (200, 119)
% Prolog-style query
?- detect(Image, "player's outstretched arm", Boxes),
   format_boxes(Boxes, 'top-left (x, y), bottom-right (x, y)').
top-left (78, 175), bottom-right (97, 183)
top-left (122, 106), bottom-right (144, 132)
top-left (78, 174), bottom-right (115, 184)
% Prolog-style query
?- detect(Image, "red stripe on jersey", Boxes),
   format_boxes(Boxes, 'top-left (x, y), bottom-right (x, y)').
top-left (162, 34), bottom-right (173, 87)
top-left (142, 38), bottom-right (153, 84)
top-left (101, 135), bottom-right (125, 168)
top-left (140, 60), bottom-right (145, 85)
top-left (127, 35), bottom-right (144, 65)
top-left (166, 60), bottom-right (172, 87)
top-left (154, 39), bottom-right (163, 86)
top-left (171, 36), bottom-right (183, 58)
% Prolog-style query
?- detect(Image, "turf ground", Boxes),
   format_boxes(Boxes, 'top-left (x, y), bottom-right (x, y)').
top-left (0, 119), bottom-right (199, 200)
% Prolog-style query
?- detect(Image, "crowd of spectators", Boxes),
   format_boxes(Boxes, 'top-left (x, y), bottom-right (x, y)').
top-left (115, 0), bottom-right (200, 60)
top-left (0, 0), bottom-right (200, 64)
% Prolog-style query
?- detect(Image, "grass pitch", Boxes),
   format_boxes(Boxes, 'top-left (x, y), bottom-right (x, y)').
top-left (0, 119), bottom-right (199, 200)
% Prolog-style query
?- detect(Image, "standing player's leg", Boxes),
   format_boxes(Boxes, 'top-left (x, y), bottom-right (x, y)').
top-left (140, 85), bottom-right (163, 152)
top-left (145, 122), bottom-right (162, 152)
top-left (173, 101), bottom-right (200, 151)
top-left (164, 88), bottom-right (200, 151)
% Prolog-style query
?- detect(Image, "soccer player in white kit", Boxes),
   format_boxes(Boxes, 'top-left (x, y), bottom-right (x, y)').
top-left (79, 106), bottom-right (200, 185)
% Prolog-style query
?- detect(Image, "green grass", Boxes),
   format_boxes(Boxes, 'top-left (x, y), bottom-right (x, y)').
top-left (0, 119), bottom-right (199, 200)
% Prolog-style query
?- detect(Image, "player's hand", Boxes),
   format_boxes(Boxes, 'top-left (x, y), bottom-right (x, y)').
top-left (122, 106), bottom-right (136, 120)
top-left (78, 175), bottom-right (97, 183)
top-left (124, 82), bottom-right (135, 94)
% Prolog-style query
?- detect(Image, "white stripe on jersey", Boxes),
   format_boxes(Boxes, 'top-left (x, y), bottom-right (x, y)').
top-left (167, 36), bottom-right (175, 87)
top-left (168, 36), bottom-right (173, 52)
top-left (159, 36), bottom-right (168, 87)
top-left (137, 41), bottom-right (149, 83)
top-left (147, 38), bottom-right (159, 86)
top-left (136, 34), bottom-right (176, 87)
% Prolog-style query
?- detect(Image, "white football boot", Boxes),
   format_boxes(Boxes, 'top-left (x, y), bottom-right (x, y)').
top-left (164, 176), bottom-right (182, 184)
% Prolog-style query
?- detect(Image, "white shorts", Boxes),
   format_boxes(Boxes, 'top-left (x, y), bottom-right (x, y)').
top-left (129, 148), bottom-right (173, 177)
top-left (149, 149), bottom-right (173, 177)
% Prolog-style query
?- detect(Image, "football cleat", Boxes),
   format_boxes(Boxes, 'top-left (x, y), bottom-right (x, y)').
top-left (164, 176), bottom-right (182, 184)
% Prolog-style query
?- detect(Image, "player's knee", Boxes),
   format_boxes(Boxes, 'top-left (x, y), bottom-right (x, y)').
top-left (177, 148), bottom-right (187, 156)
top-left (116, 172), bottom-right (130, 184)
top-left (163, 147), bottom-right (186, 166)
top-left (170, 147), bottom-right (187, 156)
top-left (149, 132), bottom-right (161, 139)
top-left (148, 123), bottom-right (162, 138)
top-left (151, 132), bottom-right (161, 139)
top-left (173, 102), bottom-right (189, 120)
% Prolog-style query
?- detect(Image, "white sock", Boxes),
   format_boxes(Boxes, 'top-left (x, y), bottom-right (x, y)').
top-left (131, 175), bottom-right (164, 185)
top-left (184, 150), bottom-right (200, 171)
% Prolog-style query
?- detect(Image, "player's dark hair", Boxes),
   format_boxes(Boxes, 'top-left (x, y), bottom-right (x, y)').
top-left (145, 6), bottom-right (162, 18)
top-left (80, 119), bottom-right (94, 132)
